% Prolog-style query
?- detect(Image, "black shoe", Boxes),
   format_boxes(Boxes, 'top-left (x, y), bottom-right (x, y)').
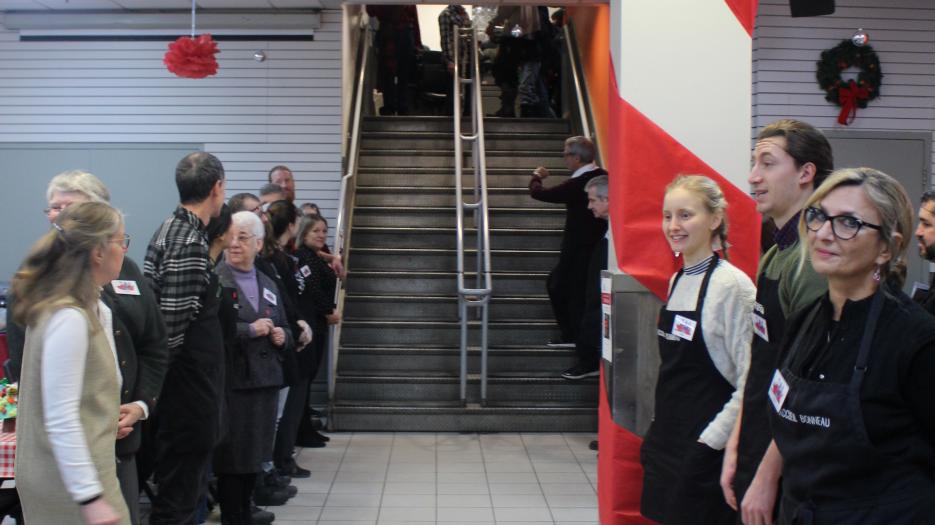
top-left (251, 505), bottom-right (275, 524)
top-left (547, 339), bottom-right (576, 348)
top-left (295, 431), bottom-right (328, 448)
top-left (278, 462), bottom-right (311, 479)
top-left (263, 470), bottom-right (291, 489)
top-left (561, 363), bottom-right (599, 380)
top-left (307, 430), bottom-right (330, 443)
top-left (253, 485), bottom-right (290, 506)
top-left (588, 440), bottom-right (599, 451)
top-left (493, 106), bottom-right (515, 118)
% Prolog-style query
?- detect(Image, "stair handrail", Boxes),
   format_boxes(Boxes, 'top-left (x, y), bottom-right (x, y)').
top-left (453, 24), bottom-right (493, 406)
top-left (328, 24), bottom-right (372, 401)
top-left (564, 21), bottom-right (600, 160)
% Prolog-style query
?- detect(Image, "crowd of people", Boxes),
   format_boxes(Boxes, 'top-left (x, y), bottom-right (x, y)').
top-left (6, 159), bottom-right (340, 525)
top-left (530, 122), bottom-right (935, 523)
top-left (7, 115), bottom-right (935, 525)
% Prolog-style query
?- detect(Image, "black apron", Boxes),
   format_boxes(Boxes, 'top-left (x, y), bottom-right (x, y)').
top-left (640, 255), bottom-right (736, 524)
top-left (734, 272), bottom-right (784, 502)
top-left (157, 272), bottom-right (226, 453)
top-left (770, 290), bottom-right (935, 524)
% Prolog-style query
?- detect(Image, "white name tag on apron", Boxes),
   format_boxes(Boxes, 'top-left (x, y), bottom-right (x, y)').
top-left (672, 315), bottom-right (697, 341)
top-left (752, 313), bottom-right (769, 342)
top-left (300, 265), bottom-right (311, 277)
top-left (263, 288), bottom-right (278, 306)
top-left (111, 280), bottom-right (140, 296)
top-left (768, 369), bottom-right (790, 413)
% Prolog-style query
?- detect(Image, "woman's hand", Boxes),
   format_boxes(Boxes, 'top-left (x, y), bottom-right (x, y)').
top-left (720, 412), bottom-right (743, 510)
top-left (330, 256), bottom-right (347, 280)
top-left (270, 327), bottom-right (286, 347)
top-left (116, 403), bottom-right (144, 440)
top-left (296, 320), bottom-right (313, 351)
top-left (251, 319), bottom-right (274, 337)
top-left (80, 498), bottom-right (121, 525)
top-left (326, 312), bottom-right (341, 325)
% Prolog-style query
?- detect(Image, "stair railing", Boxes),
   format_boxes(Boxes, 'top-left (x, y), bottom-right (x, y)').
top-left (453, 25), bottom-right (493, 406)
top-left (328, 25), bottom-right (372, 401)
top-left (563, 21), bottom-right (601, 161)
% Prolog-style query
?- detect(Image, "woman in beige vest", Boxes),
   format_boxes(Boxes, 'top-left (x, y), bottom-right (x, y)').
top-left (11, 201), bottom-right (130, 525)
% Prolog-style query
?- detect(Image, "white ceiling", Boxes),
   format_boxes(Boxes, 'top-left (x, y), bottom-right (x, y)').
top-left (0, 0), bottom-right (606, 10)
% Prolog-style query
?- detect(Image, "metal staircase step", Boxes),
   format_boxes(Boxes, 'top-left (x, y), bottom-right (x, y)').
top-left (330, 402), bottom-right (596, 432)
top-left (337, 345), bottom-right (577, 374)
top-left (361, 131), bottom-right (567, 151)
top-left (334, 373), bottom-right (598, 403)
top-left (356, 170), bottom-right (564, 189)
top-left (362, 115), bottom-right (570, 134)
top-left (342, 294), bottom-right (552, 320)
top-left (339, 319), bottom-right (558, 347)
top-left (347, 247), bottom-right (558, 272)
top-left (345, 270), bottom-right (547, 295)
top-left (349, 227), bottom-right (562, 251)
top-left (358, 150), bottom-right (564, 169)
top-left (351, 207), bottom-right (564, 229)
top-left (355, 186), bottom-right (562, 208)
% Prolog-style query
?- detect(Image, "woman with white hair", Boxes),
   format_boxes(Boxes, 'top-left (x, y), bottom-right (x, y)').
top-left (213, 211), bottom-right (292, 525)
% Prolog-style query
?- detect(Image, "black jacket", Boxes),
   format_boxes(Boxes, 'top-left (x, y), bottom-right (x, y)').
top-left (529, 166), bottom-right (608, 251)
top-left (6, 257), bottom-right (169, 456)
top-left (216, 262), bottom-right (291, 390)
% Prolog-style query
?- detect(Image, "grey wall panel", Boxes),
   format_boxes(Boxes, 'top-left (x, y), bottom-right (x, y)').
top-left (0, 142), bottom-right (201, 280)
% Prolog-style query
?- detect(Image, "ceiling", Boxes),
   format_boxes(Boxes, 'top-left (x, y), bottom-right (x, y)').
top-left (0, 0), bottom-right (606, 10)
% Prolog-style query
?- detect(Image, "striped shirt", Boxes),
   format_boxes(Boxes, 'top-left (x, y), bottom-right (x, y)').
top-left (143, 206), bottom-right (211, 355)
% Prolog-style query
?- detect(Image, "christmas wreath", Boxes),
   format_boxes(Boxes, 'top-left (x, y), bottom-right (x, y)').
top-left (816, 39), bottom-right (882, 125)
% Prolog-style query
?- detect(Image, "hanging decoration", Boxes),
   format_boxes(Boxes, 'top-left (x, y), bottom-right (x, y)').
top-left (816, 37), bottom-right (882, 126)
top-left (164, 0), bottom-right (220, 79)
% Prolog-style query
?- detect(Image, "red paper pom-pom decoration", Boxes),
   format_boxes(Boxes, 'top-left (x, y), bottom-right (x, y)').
top-left (164, 34), bottom-right (220, 79)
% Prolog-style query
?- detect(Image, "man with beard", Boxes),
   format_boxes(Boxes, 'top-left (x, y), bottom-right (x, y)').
top-left (914, 190), bottom-right (935, 314)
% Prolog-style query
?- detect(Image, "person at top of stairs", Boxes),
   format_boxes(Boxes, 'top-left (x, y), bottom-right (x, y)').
top-left (529, 135), bottom-right (607, 350)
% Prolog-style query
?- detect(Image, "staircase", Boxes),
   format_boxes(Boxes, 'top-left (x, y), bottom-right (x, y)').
top-left (330, 114), bottom-right (598, 431)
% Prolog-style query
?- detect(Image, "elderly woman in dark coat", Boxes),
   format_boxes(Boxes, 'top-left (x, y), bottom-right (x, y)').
top-left (214, 211), bottom-right (292, 525)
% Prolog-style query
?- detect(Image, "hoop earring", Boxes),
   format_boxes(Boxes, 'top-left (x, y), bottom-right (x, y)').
top-left (872, 266), bottom-right (881, 282)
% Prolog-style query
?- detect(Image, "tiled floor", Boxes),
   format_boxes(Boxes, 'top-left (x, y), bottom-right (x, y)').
top-left (260, 432), bottom-right (599, 525)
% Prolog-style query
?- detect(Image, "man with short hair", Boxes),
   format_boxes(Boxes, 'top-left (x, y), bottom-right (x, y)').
top-left (914, 190), bottom-right (935, 315)
top-left (719, 120), bottom-right (832, 524)
top-left (562, 175), bottom-right (609, 380)
top-left (6, 170), bottom-right (168, 525)
top-left (144, 152), bottom-right (227, 525)
top-left (530, 136), bottom-right (608, 350)
top-left (259, 182), bottom-right (286, 205)
top-left (268, 165), bottom-right (296, 202)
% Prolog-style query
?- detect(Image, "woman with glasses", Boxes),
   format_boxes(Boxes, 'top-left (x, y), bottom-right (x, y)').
top-left (213, 211), bottom-right (292, 525)
top-left (641, 175), bottom-right (755, 524)
top-left (13, 202), bottom-right (131, 525)
top-left (764, 167), bottom-right (935, 523)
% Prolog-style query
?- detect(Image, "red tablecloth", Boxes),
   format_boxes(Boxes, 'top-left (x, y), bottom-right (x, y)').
top-left (0, 432), bottom-right (15, 479)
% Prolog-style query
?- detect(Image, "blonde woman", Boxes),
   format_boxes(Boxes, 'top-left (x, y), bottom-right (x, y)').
top-left (640, 175), bottom-right (755, 524)
top-left (12, 201), bottom-right (130, 525)
top-left (763, 168), bottom-right (935, 523)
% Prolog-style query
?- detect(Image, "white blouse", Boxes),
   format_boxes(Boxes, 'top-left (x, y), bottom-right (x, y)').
top-left (41, 301), bottom-right (121, 502)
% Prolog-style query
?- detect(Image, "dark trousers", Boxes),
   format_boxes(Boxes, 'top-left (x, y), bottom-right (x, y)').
top-left (217, 473), bottom-right (257, 525)
top-left (575, 238), bottom-right (608, 368)
top-left (273, 329), bottom-right (326, 467)
top-left (547, 246), bottom-right (593, 343)
top-left (377, 28), bottom-right (416, 115)
top-left (149, 447), bottom-right (214, 525)
top-left (117, 454), bottom-right (139, 525)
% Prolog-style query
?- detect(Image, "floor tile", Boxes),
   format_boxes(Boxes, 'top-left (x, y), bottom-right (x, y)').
top-left (549, 507), bottom-right (600, 521)
top-left (491, 493), bottom-right (548, 508)
top-left (487, 482), bottom-right (543, 495)
top-left (437, 506), bottom-right (495, 522)
top-left (383, 481), bottom-right (435, 494)
top-left (380, 493), bottom-right (437, 507)
top-left (325, 493), bottom-right (383, 507)
top-left (437, 482), bottom-right (490, 495)
top-left (494, 506), bottom-right (554, 522)
top-left (319, 506), bottom-right (381, 521)
top-left (378, 506), bottom-right (436, 521)
top-left (437, 493), bottom-right (491, 507)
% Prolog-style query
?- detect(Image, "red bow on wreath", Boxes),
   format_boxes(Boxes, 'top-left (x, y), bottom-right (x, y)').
top-left (836, 79), bottom-right (869, 126)
top-left (164, 34), bottom-right (219, 79)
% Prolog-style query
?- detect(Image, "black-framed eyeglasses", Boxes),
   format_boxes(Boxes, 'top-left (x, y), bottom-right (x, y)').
top-left (804, 206), bottom-right (882, 240)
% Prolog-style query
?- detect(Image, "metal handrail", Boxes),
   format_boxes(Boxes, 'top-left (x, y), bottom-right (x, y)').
top-left (564, 22), bottom-right (595, 146)
top-left (328, 25), bottom-right (371, 401)
top-left (453, 25), bottom-right (493, 406)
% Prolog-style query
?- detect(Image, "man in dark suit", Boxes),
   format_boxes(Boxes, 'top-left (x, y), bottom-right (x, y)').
top-left (914, 190), bottom-right (935, 315)
top-left (529, 136), bottom-right (608, 354)
top-left (5, 170), bottom-right (168, 524)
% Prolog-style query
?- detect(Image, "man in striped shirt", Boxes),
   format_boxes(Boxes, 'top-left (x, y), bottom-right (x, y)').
top-left (144, 152), bottom-right (227, 525)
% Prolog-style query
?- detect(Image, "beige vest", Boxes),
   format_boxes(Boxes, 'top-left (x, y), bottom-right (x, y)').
top-left (15, 305), bottom-right (130, 524)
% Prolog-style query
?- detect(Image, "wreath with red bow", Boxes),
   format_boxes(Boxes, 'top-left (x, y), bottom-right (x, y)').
top-left (816, 40), bottom-right (882, 125)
